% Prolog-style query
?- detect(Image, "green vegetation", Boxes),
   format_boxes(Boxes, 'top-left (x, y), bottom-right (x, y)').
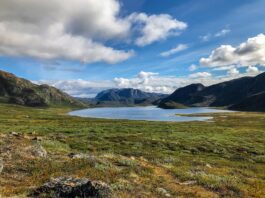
top-left (0, 103), bottom-right (264, 197)
top-left (158, 101), bottom-right (188, 109)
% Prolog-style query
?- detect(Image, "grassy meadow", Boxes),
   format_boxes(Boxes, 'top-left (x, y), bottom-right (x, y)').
top-left (0, 103), bottom-right (264, 197)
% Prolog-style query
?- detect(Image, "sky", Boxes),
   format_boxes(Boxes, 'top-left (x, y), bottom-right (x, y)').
top-left (0, 0), bottom-right (265, 97)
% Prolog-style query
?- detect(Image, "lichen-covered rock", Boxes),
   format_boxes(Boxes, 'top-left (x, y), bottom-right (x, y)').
top-left (30, 177), bottom-right (113, 198)
top-left (28, 143), bottom-right (47, 158)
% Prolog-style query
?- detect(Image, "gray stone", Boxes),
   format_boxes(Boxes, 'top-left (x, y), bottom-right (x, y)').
top-left (157, 187), bottom-right (171, 197)
top-left (30, 144), bottom-right (47, 158)
top-left (30, 177), bottom-right (113, 198)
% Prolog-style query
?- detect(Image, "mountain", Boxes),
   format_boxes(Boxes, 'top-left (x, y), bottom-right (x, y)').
top-left (159, 72), bottom-right (265, 111)
top-left (94, 88), bottom-right (167, 107)
top-left (0, 70), bottom-right (86, 107)
top-left (229, 91), bottom-right (265, 112)
top-left (158, 84), bottom-right (204, 109)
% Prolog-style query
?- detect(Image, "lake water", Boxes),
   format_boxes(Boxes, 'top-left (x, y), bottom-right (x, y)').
top-left (69, 106), bottom-right (231, 122)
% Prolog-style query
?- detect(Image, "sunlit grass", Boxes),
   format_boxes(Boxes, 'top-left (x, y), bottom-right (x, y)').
top-left (0, 103), bottom-right (264, 197)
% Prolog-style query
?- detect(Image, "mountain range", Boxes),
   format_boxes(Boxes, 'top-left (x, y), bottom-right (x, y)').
top-left (159, 72), bottom-right (265, 111)
top-left (1, 69), bottom-right (265, 112)
top-left (80, 88), bottom-right (168, 107)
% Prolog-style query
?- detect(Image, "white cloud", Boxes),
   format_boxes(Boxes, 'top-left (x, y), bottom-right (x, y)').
top-left (200, 34), bottom-right (212, 42)
top-left (215, 29), bottom-right (231, 37)
top-left (246, 66), bottom-right (259, 74)
top-left (36, 79), bottom-right (114, 98)
top-left (188, 64), bottom-right (198, 71)
top-left (0, 23), bottom-right (134, 64)
top-left (128, 13), bottom-right (187, 46)
top-left (200, 28), bottom-right (231, 42)
top-left (213, 65), bottom-right (236, 71)
top-left (0, 0), bottom-right (134, 64)
top-left (0, 0), bottom-right (187, 63)
top-left (227, 68), bottom-right (240, 76)
top-left (160, 44), bottom-right (188, 57)
top-left (189, 72), bottom-right (212, 78)
top-left (37, 70), bottom-right (263, 97)
top-left (200, 34), bottom-right (265, 67)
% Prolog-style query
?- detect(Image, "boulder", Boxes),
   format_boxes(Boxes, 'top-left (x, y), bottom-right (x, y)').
top-left (30, 177), bottom-right (113, 198)
top-left (29, 144), bottom-right (47, 158)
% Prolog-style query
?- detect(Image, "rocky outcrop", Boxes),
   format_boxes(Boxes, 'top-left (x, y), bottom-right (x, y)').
top-left (30, 177), bottom-right (113, 198)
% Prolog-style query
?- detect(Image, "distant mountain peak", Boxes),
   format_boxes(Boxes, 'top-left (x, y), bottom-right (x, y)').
top-left (93, 88), bottom-right (167, 107)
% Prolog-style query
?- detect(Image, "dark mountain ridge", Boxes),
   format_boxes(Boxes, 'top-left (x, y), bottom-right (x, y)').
top-left (0, 70), bottom-right (86, 107)
top-left (159, 72), bottom-right (265, 111)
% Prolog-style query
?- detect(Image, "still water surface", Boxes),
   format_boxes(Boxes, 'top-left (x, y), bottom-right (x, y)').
top-left (69, 106), bottom-right (231, 122)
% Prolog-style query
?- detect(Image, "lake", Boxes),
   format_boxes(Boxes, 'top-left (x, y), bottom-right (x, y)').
top-left (69, 106), bottom-right (232, 122)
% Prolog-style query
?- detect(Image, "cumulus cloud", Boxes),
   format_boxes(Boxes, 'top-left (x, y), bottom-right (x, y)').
top-left (0, 0), bottom-right (134, 63)
top-left (0, 0), bottom-right (187, 63)
top-left (189, 72), bottom-right (212, 78)
top-left (128, 13), bottom-right (187, 46)
top-left (114, 71), bottom-right (214, 94)
top-left (160, 44), bottom-right (188, 57)
top-left (212, 65), bottom-right (236, 71)
top-left (227, 67), bottom-right (240, 76)
top-left (37, 69), bottom-right (263, 97)
top-left (36, 79), bottom-right (114, 98)
top-left (0, 23), bottom-right (134, 64)
top-left (246, 66), bottom-right (259, 74)
top-left (200, 34), bottom-right (265, 67)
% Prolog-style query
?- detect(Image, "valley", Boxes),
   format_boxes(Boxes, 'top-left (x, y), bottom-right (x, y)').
top-left (0, 103), bottom-right (264, 197)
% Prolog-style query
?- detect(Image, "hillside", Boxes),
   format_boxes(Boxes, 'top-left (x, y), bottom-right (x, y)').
top-left (94, 88), bottom-right (167, 107)
top-left (158, 84), bottom-right (204, 109)
top-left (159, 72), bottom-right (265, 111)
top-left (229, 91), bottom-right (265, 112)
top-left (0, 70), bottom-right (86, 107)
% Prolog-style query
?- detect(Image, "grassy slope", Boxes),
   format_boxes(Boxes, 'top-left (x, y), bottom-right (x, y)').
top-left (0, 103), bottom-right (264, 197)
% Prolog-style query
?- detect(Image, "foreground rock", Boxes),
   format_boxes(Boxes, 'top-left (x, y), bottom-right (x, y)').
top-left (27, 143), bottom-right (47, 158)
top-left (30, 177), bottom-right (113, 198)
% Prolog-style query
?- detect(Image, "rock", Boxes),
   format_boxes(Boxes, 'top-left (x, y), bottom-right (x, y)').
top-left (30, 144), bottom-right (47, 158)
top-left (30, 177), bottom-right (113, 198)
top-left (68, 153), bottom-right (95, 160)
top-left (156, 187), bottom-right (171, 197)
top-left (0, 158), bottom-right (3, 174)
top-left (205, 164), bottom-right (212, 168)
top-left (130, 156), bottom-right (135, 160)
top-left (10, 131), bottom-right (20, 136)
top-left (205, 163), bottom-right (212, 168)
top-left (31, 136), bottom-right (43, 141)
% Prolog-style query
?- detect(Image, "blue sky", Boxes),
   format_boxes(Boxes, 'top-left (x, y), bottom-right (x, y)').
top-left (0, 0), bottom-right (265, 97)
